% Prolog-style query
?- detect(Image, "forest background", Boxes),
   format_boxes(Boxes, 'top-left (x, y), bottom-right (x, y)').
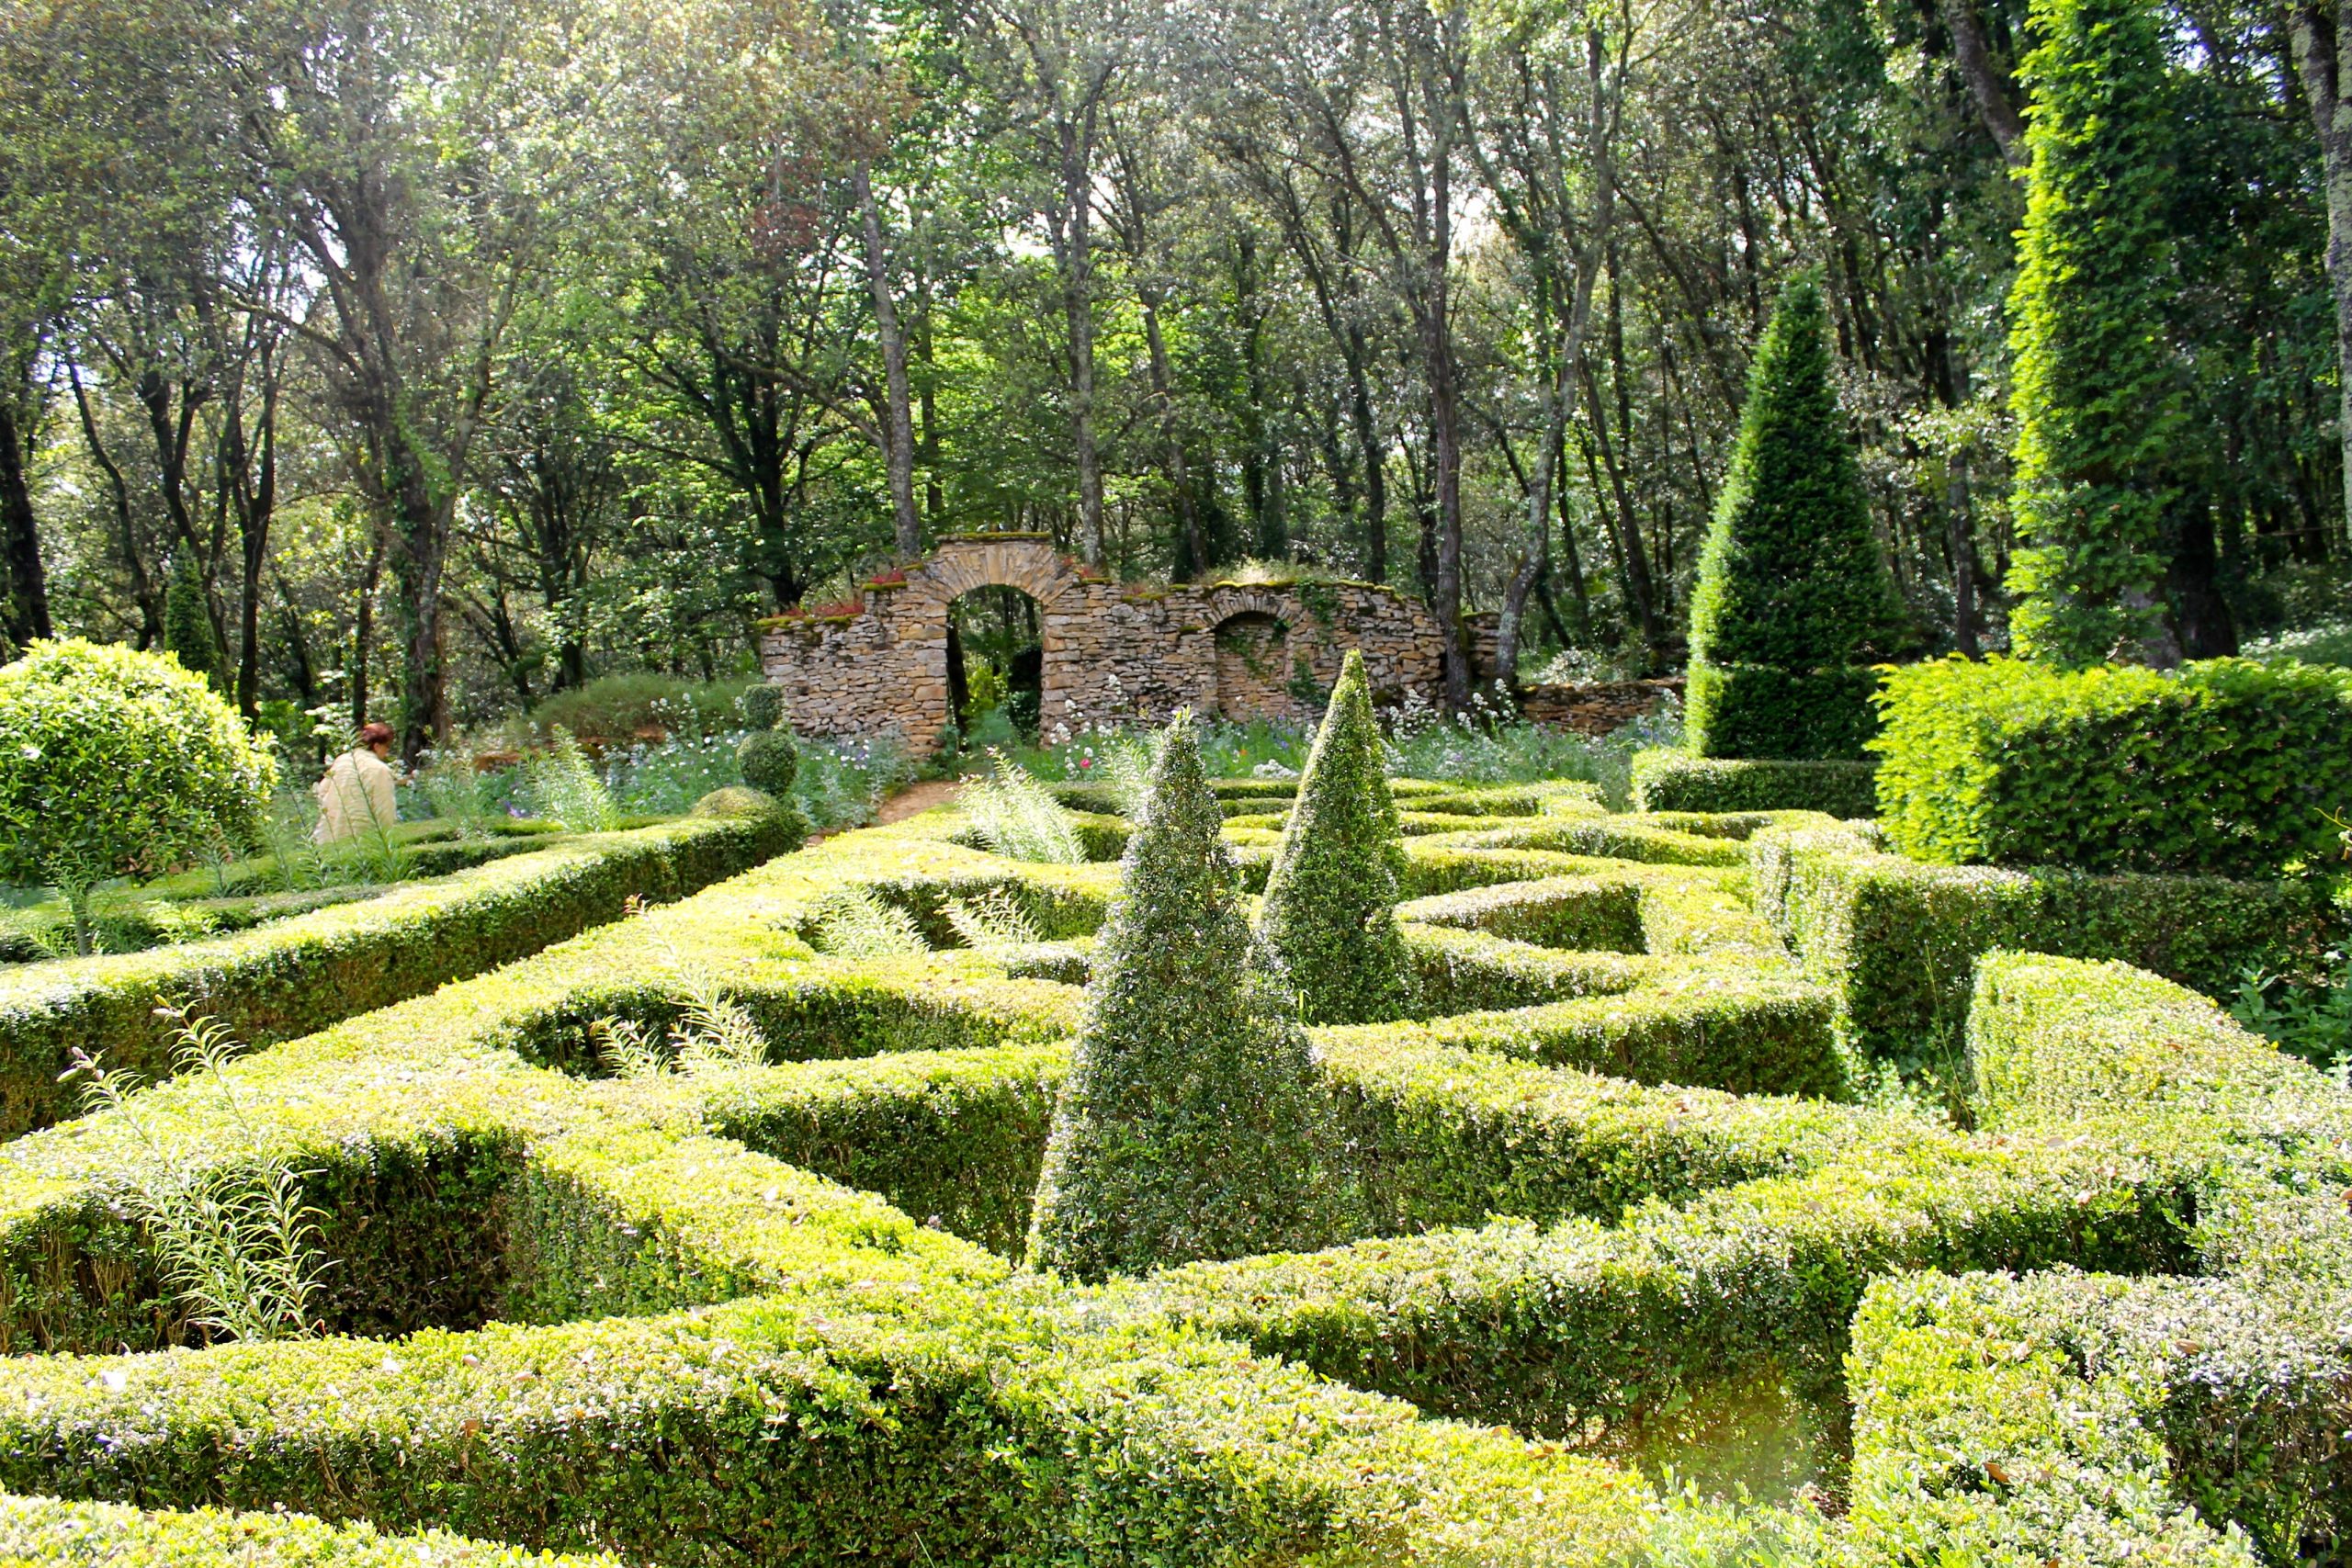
top-left (3, 0), bottom-right (2346, 761)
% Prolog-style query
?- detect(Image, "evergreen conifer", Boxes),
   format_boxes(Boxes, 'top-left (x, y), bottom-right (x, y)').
top-left (1257, 649), bottom-right (1414, 1024)
top-left (1026, 714), bottom-right (1361, 1281)
top-left (1685, 274), bottom-right (1900, 760)
top-left (2004, 0), bottom-right (2182, 668)
top-left (163, 555), bottom-right (225, 693)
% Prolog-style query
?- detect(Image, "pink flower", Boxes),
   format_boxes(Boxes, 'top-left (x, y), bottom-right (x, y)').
top-left (1078, 757), bottom-right (1093, 769)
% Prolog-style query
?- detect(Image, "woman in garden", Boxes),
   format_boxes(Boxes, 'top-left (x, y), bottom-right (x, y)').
top-left (314, 722), bottom-right (400, 842)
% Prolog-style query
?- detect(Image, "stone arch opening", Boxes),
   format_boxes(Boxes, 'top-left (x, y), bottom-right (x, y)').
top-left (947, 583), bottom-right (1046, 743)
top-left (1213, 610), bottom-right (1296, 721)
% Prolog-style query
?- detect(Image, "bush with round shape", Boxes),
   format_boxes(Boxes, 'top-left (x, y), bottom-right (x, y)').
top-left (690, 784), bottom-right (809, 848)
top-left (0, 638), bottom-right (277, 953)
top-left (1026, 713), bottom-right (1363, 1281)
top-left (1257, 649), bottom-right (1415, 1024)
top-left (738, 683), bottom-right (785, 732)
top-left (1685, 274), bottom-right (1900, 761)
top-left (736, 728), bottom-right (800, 797)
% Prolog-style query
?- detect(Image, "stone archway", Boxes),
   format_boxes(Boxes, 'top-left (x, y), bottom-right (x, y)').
top-left (757, 536), bottom-right (1473, 753)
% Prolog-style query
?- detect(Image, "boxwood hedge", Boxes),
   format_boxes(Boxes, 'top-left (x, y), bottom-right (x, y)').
top-left (0, 812), bottom-right (800, 1135)
top-left (5, 770), bottom-right (2342, 1566)
top-left (1752, 818), bottom-right (2343, 1075)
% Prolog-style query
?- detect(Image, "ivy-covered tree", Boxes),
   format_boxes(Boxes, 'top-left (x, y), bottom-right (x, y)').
top-left (163, 555), bottom-right (224, 693)
top-left (1026, 713), bottom-right (1361, 1280)
top-left (1257, 649), bottom-right (1414, 1023)
top-left (1684, 274), bottom-right (1899, 760)
top-left (2005, 0), bottom-right (2184, 669)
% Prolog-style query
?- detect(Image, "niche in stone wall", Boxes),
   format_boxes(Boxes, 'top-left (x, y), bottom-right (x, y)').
top-left (948, 584), bottom-right (1044, 743)
top-left (1213, 611), bottom-right (1295, 721)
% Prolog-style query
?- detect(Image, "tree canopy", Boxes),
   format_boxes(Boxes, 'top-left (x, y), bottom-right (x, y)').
top-left (0, 0), bottom-right (2341, 753)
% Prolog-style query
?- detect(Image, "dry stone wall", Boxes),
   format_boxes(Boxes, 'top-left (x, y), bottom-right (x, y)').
top-left (757, 534), bottom-right (1493, 752)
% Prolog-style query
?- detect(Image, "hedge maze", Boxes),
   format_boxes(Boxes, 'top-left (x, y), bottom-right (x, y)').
top-left (0, 754), bottom-right (2343, 1566)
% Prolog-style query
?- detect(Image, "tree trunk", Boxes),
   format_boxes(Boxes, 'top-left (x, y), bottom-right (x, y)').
top-left (386, 446), bottom-right (455, 762)
top-left (1942, 0), bottom-right (2027, 165)
top-left (915, 283), bottom-right (944, 522)
top-left (854, 161), bottom-right (921, 559)
top-left (1056, 119), bottom-right (1106, 566)
top-left (1947, 455), bottom-right (1982, 657)
top-left (1347, 326), bottom-right (1387, 584)
top-left (1140, 296), bottom-right (1205, 577)
top-left (2167, 501), bottom-right (2238, 659)
top-left (2290, 5), bottom-right (2352, 550)
top-left (353, 521), bottom-right (386, 734)
top-left (0, 399), bottom-right (51, 649)
top-left (67, 360), bottom-right (163, 646)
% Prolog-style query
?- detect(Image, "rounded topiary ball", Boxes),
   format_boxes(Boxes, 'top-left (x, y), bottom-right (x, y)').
top-left (690, 784), bottom-right (809, 852)
top-left (738, 684), bottom-right (785, 732)
top-left (736, 728), bottom-right (799, 796)
top-left (0, 637), bottom-right (278, 897)
top-left (691, 784), bottom-right (778, 819)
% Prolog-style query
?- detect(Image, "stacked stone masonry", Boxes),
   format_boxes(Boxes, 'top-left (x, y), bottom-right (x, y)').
top-left (1517, 680), bottom-right (1684, 736)
top-left (758, 535), bottom-right (1499, 752)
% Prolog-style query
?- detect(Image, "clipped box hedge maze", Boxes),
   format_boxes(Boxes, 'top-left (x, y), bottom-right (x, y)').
top-left (0, 775), bottom-right (2342, 1566)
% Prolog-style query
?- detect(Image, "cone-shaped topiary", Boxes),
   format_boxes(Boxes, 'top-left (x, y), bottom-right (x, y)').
top-left (2004, 0), bottom-right (2182, 668)
top-left (1685, 274), bottom-right (1900, 761)
top-left (163, 555), bottom-right (226, 694)
top-left (1026, 713), bottom-right (1362, 1281)
top-left (1257, 649), bottom-right (1415, 1024)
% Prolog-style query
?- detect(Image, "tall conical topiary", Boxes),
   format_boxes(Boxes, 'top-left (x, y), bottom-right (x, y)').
top-left (163, 554), bottom-right (225, 694)
top-left (2004, 0), bottom-right (2182, 668)
top-left (1026, 714), bottom-right (1362, 1281)
top-left (1257, 649), bottom-right (1414, 1024)
top-left (1685, 274), bottom-right (1900, 761)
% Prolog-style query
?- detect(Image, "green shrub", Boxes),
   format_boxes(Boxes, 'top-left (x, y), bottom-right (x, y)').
top-left (0, 1495), bottom-right (625, 1567)
top-left (1871, 655), bottom-right (2352, 876)
top-left (1630, 750), bottom-right (1879, 818)
top-left (0, 639), bottom-right (278, 953)
top-left (1398, 874), bottom-right (1647, 953)
top-left (524, 728), bottom-right (622, 833)
top-left (1139, 1121), bottom-right (2189, 1488)
top-left (1685, 664), bottom-right (1883, 762)
top-left (2003, 0), bottom-right (2183, 667)
top-left (0, 814), bottom-right (796, 1136)
top-left (734, 728), bottom-right (799, 797)
top-left (1026, 716), bottom-right (1363, 1280)
top-left (526, 673), bottom-right (756, 743)
top-left (1847, 1270), bottom-right (2342, 1567)
top-left (1684, 276), bottom-right (1900, 761)
top-left (1752, 818), bottom-right (2342, 1077)
top-left (736, 682), bottom-right (784, 732)
top-left (959, 754), bottom-right (1085, 863)
top-left (1257, 651), bottom-right (1415, 1024)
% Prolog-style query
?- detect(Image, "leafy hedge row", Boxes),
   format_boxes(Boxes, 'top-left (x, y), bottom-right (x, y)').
top-left (17, 773), bottom-right (2336, 1564)
top-left (1846, 1270), bottom-right (2342, 1567)
top-left (1629, 750), bottom-right (1879, 819)
top-left (1872, 655), bottom-right (2352, 876)
top-left (0, 813), bottom-right (802, 1136)
top-left (1834, 953), bottom-right (2352, 1563)
top-left (0, 916), bottom-right (1682, 1567)
top-left (1139, 1124), bottom-right (2193, 1488)
top-left (0, 1495), bottom-right (621, 1568)
top-left (1750, 818), bottom-right (2342, 1075)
